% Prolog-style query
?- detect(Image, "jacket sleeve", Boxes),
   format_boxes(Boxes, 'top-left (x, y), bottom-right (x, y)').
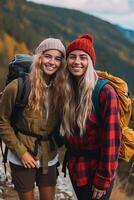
top-left (93, 84), bottom-right (121, 190)
top-left (0, 80), bottom-right (27, 159)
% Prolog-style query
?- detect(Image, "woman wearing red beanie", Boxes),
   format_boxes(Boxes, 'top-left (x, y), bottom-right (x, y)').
top-left (61, 34), bottom-right (121, 200)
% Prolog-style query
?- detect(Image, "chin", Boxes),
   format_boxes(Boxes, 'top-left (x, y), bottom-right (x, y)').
top-left (72, 73), bottom-right (82, 76)
top-left (45, 71), bottom-right (56, 75)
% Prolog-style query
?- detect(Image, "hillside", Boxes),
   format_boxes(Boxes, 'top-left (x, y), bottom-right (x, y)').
top-left (0, 0), bottom-right (134, 94)
top-left (116, 25), bottom-right (134, 43)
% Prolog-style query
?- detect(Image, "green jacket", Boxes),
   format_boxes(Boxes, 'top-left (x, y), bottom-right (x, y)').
top-left (0, 79), bottom-right (60, 173)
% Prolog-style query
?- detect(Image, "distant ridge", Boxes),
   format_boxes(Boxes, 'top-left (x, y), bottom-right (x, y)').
top-left (0, 0), bottom-right (134, 94)
top-left (116, 25), bottom-right (134, 43)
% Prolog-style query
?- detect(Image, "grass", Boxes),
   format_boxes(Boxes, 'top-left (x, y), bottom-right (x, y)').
top-left (110, 179), bottom-right (134, 200)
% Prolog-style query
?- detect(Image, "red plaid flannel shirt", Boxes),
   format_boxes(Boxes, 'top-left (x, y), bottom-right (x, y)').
top-left (65, 84), bottom-right (121, 190)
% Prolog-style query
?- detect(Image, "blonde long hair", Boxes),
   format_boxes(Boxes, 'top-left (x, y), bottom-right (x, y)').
top-left (62, 56), bottom-right (98, 136)
top-left (28, 53), bottom-right (65, 115)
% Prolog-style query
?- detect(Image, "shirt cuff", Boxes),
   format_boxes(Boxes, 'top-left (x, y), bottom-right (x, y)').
top-left (93, 173), bottom-right (111, 190)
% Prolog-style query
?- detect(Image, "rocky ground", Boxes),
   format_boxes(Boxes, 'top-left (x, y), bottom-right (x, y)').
top-left (0, 163), bottom-right (76, 200)
top-left (0, 149), bottom-right (134, 200)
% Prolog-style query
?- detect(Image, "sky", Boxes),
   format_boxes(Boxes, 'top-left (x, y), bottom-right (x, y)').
top-left (28, 0), bottom-right (134, 30)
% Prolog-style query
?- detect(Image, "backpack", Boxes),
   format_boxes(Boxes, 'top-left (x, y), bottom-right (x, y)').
top-left (6, 54), bottom-right (33, 84)
top-left (92, 70), bottom-right (134, 162)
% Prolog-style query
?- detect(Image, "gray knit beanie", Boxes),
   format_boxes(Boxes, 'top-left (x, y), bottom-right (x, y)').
top-left (35, 38), bottom-right (65, 57)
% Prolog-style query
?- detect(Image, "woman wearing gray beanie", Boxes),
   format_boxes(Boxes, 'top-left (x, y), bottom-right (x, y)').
top-left (0, 37), bottom-right (65, 200)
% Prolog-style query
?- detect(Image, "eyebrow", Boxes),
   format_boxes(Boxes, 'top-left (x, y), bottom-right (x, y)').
top-left (69, 53), bottom-right (87, 56)
top-left (43, 53), bottom-right (62, 58)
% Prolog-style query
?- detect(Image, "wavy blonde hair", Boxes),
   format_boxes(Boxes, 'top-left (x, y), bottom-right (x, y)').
top-left (61, 56), bottom-right (98, 136)
top-left (28, 52), bottom-right (65, 116)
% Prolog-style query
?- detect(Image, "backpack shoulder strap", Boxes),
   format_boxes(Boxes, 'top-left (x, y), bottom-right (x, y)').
top-left (1, 76), bottom-right (30, 179)
top-left (17, 75), bottom-right (30, 107)
top-left (11, 75), bottom-right (30, 128)
top-left (92, 79), bottom-right (109, 123)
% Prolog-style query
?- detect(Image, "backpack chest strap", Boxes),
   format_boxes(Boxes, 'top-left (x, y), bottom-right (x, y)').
top-left (17, 128), bottom-right (54, 156)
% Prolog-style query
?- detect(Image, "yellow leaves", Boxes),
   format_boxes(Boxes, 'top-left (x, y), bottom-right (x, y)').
top-left (3, 33), bottom-right (15, 60)
top-left (0, 39), bottom-right (4, 54)
top-left (119, 50), bottom-right (130, 64)
top-left (0, 33), bottom-right (30, 90)
top-left (0, 33), bottom-right (30, 62)
top-left (4, 0), bottom-right (15, 11)
top-left (18, 42), bottom-right (30, 53)
top-left (119, 49), bottom-right (134, 65)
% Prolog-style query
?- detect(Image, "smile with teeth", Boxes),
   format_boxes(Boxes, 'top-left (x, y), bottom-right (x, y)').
top-left (71, 65), bottom-right (83, 69)
top-left (71, 66), bottom-right (83, 71)
top-left (44, 64), bottom-right (56, 71)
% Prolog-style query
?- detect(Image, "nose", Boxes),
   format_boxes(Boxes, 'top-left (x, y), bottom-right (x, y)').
top-left (49, 57), bottom-right (55, 64)
top-left (74, 56), bottom-right (81, 64)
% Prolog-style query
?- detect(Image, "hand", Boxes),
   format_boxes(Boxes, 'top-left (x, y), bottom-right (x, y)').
top-left (92, 186), bottom-right (106, 199)
top-left (21, 152), bottom-right (37, 168)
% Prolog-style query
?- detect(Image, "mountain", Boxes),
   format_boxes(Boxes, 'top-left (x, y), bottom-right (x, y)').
top-left (116, 25), bottom-right (134, 43)
top-left (0, 0), bottom-right (134, 95)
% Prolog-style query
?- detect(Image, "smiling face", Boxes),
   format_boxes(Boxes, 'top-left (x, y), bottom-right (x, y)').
top-left (67, 50), bottom-right (88, 79)
top-left (42, 49), bottom-right (62, 76)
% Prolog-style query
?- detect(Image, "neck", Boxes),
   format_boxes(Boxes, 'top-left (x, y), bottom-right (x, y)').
top-left (43, 74), bottom-right (53, 88)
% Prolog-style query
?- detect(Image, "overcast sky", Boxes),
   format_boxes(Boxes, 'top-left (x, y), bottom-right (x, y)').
top-left (28, 0), bottom-right (134, 30)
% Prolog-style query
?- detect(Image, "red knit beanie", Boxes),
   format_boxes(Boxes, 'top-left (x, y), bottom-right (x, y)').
top-left (66, 34), bottom-right (96, 65)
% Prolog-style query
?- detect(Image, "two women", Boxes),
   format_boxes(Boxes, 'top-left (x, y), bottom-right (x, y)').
top-left (0, 38), bottom-right (65, 200)
top-left (0, 34), bottom-right (121, 200)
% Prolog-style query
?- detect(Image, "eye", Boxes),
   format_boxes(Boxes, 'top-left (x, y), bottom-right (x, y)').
top-left (68, 55), bottom-right (76, 60)
top-left (80, 56), bottom-right (87, 60)
top-left (44, 54), bottom-right (51, 59)
top-left (55, 57), bottom-right (62, 62)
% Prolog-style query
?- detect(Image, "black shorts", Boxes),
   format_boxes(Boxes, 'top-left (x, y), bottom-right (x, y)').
top-left (10, 162), bottom-right (57, 193)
